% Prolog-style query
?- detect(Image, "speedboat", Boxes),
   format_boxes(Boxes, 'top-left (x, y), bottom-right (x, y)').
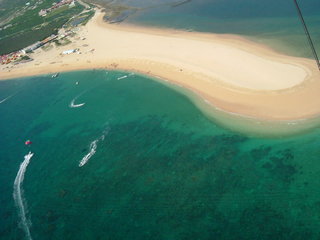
top-left (52, 73), bottom-right (59, 78)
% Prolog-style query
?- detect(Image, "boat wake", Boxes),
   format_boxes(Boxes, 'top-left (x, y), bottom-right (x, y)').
top-left (69, 98), bottom-right (85, 108)
top-left (69, 88), bottom-right (89, 108)
top-left (117, 72), bottom-right (135, 80)
top-left (117, 75), bottom-right (128, 80)
top-left (13, 152), bottom-right (34, 240)
top-left (79, 140), bottom-right (98, 167)
top-left (79, 128), bottom-right (110, 167)
top-left (0, 94), bottom-right (13, 104)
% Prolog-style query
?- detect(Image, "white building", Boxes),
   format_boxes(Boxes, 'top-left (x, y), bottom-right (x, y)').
top-left (39, 9), bottom-right (47, 16)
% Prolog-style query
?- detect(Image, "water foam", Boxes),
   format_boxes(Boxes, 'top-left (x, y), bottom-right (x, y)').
top-left (79, 128), bottom-right (109, 167)
top-left (13, 152), bottom-right (34, 240)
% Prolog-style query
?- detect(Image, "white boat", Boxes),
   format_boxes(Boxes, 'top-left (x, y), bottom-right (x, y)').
top-left (51, 73), bottom-right (59, 78)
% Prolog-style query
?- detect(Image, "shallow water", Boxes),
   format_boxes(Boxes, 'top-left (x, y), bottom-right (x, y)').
top-left (111, 0), bottom-right (320, 59)
top-left (1, 70), bottom-right (320, 239)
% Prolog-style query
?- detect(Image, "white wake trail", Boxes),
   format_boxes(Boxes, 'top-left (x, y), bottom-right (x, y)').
top-left (79, 140), bottom-right (98, 167)
top-left (0, 94), bottom-right (13, 104)
top-left (117, 75), bottom-right (128, 80)
top-left (78, 128), bottom-right (110, 167)
top-left (13, 152), bottom-right (34, 240)
top-left (69, 98), bottom-right (85, 108)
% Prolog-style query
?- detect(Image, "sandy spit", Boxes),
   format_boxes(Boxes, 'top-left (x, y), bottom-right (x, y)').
top-left (1, 10), bottom-right (320, 121)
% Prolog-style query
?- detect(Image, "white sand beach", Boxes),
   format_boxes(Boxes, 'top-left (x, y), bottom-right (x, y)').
top-left (1, 10), bottom-right (320, 120)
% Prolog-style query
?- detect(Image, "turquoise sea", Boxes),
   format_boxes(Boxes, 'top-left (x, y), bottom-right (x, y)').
top-left (2, 0), bottom-right (320, 239)
top-left (1, 70), bottom-right (320, 239)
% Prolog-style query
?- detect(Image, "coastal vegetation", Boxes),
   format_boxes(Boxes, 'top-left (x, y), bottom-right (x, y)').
top-left (85, 0), bottom-right (139, 23)
top-left (0, 0), bottom-right (84, 54)
top-left (65, 9), bottom-right (95, 27)
top-left (0, 0), bottom-right (29, 23)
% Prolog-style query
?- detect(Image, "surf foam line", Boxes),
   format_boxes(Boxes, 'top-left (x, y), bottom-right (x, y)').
top-left (79, 128), bottom-right (109, 167)
top-left (13, 152), bottom-right (34, 240)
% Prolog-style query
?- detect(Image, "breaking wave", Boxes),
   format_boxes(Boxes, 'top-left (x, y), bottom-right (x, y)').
top-left (79, 128), bottom-right (110, 167)
top-left (13, 152), bottom-right (34, 240)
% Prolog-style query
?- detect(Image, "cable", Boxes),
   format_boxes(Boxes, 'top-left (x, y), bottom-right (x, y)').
top-left (293, 0), bottom-right (320, 70)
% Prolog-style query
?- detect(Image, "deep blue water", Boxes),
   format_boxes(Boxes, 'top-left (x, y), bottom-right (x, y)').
top-left (1, 70), bottom-right (320, 239)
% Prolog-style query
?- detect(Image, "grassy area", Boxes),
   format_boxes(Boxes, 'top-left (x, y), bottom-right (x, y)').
top-left (44, 5), bottom-right (69, 19)
top-left (0, 0), bottom-right (32, 23)
top-left (65, 9), bottom-right (95, 27)
top-left (80, 10), bottom-right (95, 25)
top-left (1, 0), bottom-right (56, 32)
top-left (0, 1), bottom-right (84, 54)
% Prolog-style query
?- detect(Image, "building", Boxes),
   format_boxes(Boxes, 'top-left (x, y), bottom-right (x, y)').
top-left (41, 34), bottom-right (58, 45)
top-left (0, 51), bottom-right (24, 65)
top-left (39, 0), bottom-right (76, 17)
top-left (39, 9), bottom-right (47, 16)
top-left (24, 41), bottom-right (42, 52)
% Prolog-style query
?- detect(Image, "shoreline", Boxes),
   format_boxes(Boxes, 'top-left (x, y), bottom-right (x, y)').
top-left (1, 10), bottom-right (320, 122)
top-left (141, 73), bottom-right (320, 137)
